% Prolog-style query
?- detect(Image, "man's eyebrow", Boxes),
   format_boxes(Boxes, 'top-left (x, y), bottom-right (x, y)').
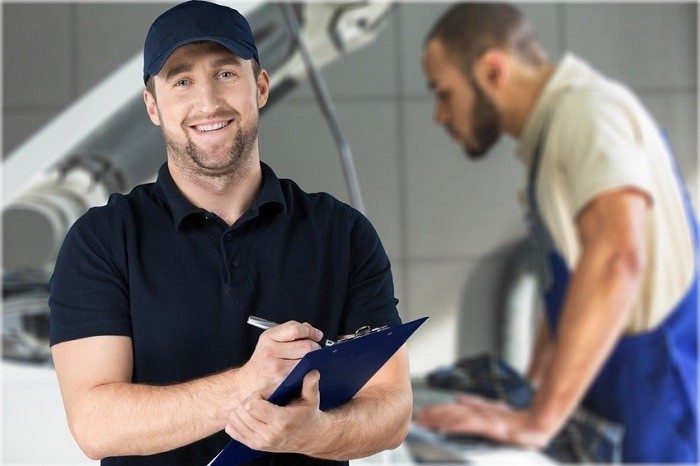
top-left (163, 56), bottom-right (243, 81)
top-left (213, 56), bottom-right (243, 68)
top-left (164, 63), bottom-right (192, 81)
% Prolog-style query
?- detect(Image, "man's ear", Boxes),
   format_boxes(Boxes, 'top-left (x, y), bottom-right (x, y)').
top-left (256, 69), bottom-right (271, 109)
top-left (473, 49), bottom-right (510, 94)
top-left (143, 89), bottom-right (161, 126)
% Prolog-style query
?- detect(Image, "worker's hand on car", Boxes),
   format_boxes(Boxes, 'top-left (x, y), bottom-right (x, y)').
top-left (414, 394), bottom-right (555, 449)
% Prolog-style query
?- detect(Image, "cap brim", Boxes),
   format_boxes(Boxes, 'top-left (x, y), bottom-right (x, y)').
top-left (144, 36), bottom-right (257, 83)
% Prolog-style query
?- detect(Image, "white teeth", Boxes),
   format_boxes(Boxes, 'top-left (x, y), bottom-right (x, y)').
top-left (195, 121), bottom-right (228, 132)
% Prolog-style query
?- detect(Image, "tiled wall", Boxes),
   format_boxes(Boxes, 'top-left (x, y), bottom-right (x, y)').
top-left (3, 3), bottom-right (698, 377)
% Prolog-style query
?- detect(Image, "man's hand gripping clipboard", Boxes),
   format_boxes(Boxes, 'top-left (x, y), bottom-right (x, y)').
top-left (208, 316), bottom-right (428, 465)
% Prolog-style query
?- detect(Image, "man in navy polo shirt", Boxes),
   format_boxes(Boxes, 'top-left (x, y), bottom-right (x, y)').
top-left (48, 2), bottom-right (411, 465)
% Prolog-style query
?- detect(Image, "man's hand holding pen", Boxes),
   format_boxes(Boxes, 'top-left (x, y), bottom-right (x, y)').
top-left (239, 320), bottom-right (324, 398)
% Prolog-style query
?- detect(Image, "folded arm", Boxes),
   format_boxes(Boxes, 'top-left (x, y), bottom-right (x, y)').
top-left (52, 322), bottom-right (323, 460)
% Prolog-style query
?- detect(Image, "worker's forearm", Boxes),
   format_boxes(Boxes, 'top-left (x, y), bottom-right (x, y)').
top-left (70, 368), bottom-right (245, 460)
top-left (526, 315), bottom-right (553, 386)
top-left (305, 383), bottom-right (413, 460)
top-left (529, 247), bottom-right (644, 433)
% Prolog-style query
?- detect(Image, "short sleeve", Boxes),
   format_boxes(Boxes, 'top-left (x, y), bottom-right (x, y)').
top-left (49, 207), bottom-right (132, 345)
top-left (551, 90), bottom-right (654, 216)
top-left (340, 208), bottom-right (401, 334)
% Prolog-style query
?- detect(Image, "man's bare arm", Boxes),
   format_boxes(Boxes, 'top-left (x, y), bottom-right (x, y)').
top-left (528, 187), bottom-right (650, 436)
top-left (526, 315), bottom-right (553, 386)
top-left (415, 188), bottom-right (649, 447)
top-left (52, 321), bottom-right (323, 459)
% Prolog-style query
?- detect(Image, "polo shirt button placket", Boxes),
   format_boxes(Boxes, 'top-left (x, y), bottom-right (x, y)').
top-left (221, 231), bottom-right (236, 290)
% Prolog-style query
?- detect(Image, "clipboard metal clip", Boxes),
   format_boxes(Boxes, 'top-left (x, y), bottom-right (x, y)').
top-left (334, 324), bottom-right (390, 345)
top-left (247, 316), bottom-right (390, 347)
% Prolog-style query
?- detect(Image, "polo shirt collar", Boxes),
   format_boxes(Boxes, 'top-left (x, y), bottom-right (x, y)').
top-left (250, 162), bottom-right (288, 218)
top-left (154, 161), bottom-right (288, 229)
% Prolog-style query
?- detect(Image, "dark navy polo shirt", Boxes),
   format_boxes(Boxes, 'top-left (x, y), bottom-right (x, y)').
top-left (49, 162), bottom-right (400, 466)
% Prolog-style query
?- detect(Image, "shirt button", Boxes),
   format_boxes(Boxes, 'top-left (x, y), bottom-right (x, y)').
top-left (231, 260), bottom-right (239, 269)
top-left (224, 233), bottom-right (232, 241)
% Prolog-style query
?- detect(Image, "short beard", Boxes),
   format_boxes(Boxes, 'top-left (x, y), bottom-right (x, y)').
top-left (162, 114), bottom-right (259, 186)
top-left (464, 76), bottom-right (502, 160)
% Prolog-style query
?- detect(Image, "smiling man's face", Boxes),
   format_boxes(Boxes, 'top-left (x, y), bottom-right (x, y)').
top-left (144, 41), bottom-right (266, 178)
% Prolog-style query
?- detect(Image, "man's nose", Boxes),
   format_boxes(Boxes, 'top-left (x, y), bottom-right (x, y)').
top-left (195, 83), bottom-right (222, 113)
top-left (434, 101), bottom-right (449, 126)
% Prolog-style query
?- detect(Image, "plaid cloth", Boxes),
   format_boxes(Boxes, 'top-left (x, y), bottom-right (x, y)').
top-left (426, 353), bottom-right (623, 463)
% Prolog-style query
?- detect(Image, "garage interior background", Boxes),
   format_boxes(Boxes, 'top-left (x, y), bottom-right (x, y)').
top-left (2, 2), bottom-right (698, 464)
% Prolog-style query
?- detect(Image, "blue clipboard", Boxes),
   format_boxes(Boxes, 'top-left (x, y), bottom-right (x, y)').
top-left (207, 316), bottom-right (428, 465)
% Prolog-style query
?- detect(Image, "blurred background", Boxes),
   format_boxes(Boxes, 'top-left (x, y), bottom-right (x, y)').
top-left (2, 1), bottom-right (698, 464)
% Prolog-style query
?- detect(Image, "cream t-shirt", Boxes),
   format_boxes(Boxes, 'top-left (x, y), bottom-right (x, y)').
top-left (517, 53), bottom-right (695, 333)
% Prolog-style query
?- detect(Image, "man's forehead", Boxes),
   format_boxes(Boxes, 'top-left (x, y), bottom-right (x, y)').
top-left (423, 46), bottom-right (450, 83)
top-left (425, 43), bottom-right (467, 80)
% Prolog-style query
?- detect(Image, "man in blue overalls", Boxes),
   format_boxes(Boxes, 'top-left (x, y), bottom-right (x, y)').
top-left (414, 3), bottom-right (698, 462)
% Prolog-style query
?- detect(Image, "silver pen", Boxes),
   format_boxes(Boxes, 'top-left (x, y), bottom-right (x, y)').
top-left (247, 315), bottom-right (336, 346)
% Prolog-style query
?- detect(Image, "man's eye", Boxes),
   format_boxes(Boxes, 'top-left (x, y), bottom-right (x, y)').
top-left (220, 71), bottom-right (235, 79)
top-left (175, 79), bottom-right (188, 87)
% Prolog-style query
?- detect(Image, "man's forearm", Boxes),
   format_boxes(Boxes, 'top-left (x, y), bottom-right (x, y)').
top-left (68, 368), bottom-right (244, 459)
top-left (528, 243), bottom-right (644, 434)
top-left (306, 383), bottom-right (413, 460)
top-left (526, 315), bottom-right (552, 386)
top-left (56, 321), bottom-right (326, 460)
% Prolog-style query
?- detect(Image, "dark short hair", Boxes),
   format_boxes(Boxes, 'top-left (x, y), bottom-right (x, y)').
top-left (426, 3), bottom-right (547, 74)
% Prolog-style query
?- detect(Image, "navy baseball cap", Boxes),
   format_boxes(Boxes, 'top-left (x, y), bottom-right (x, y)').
top-left (143, 0), bottom-right (259, 84)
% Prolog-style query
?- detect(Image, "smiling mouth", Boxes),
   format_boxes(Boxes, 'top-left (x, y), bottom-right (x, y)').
top-left (192, 120), bottom-right (232, 133)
